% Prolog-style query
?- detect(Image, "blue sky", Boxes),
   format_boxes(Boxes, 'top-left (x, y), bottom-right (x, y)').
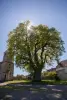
top-left (0, 0), bottom-right (67, 76)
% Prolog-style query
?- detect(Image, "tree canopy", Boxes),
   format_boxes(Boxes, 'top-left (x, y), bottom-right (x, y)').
top-left (7, 20), bottom-right (65, 81)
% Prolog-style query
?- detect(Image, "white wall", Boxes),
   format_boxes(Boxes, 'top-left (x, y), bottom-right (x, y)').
top-left (57, 67), bottom-right (67, 80)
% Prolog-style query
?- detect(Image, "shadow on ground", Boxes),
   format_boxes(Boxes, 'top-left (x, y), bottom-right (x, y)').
top-left (0, 82), bottom-right (67, 100)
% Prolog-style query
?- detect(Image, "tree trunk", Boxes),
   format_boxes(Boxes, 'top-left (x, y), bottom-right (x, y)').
top-left (32, 69), bottom-right (41, 82)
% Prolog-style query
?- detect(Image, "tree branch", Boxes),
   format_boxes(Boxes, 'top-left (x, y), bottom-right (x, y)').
top-left (34, 43), bottom-right (40, 68)
top-left (40, 43), bottom-right (44, 66)
top-left (27, 44), bottom-right (36, 70)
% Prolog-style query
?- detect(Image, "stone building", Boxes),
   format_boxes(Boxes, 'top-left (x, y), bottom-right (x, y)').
top-left (56, 60), bottom-right (67, 80)
top-left (0, 51), bottom-right (14, 81)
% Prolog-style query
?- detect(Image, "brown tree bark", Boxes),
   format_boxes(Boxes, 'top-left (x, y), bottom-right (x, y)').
top-left (32, 69), bottom-right (41, 82)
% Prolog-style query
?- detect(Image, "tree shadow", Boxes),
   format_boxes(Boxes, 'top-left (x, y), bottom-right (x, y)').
top-left (0, 82), bottom-right (67, 100)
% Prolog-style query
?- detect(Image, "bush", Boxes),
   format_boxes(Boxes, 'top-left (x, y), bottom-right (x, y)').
top-left (42, 71), bottom-right (60, 80)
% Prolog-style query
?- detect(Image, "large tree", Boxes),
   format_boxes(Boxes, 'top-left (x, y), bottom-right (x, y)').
top-left (7, 20), bottom-right (65, 81)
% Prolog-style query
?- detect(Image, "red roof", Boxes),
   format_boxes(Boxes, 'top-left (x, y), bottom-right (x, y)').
top-left (57, 60), bottom-right (67, 67)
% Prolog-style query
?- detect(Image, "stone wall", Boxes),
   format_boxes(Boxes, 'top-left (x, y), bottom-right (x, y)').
top-left (0, 51), bottom-right (14, 81)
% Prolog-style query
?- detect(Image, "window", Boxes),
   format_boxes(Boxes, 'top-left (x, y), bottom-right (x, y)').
top-left (8, 63), bottom-right (11, 70)
top-left (9, 63), bottom-right (11, 66)
top-left (64, 68), bottom-right (67, 73)
top-left (0, 66), bottom-right (1, 70)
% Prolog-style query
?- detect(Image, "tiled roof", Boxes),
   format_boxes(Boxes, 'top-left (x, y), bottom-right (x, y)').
top-left (56, 60), bottom-right (67, 68)
top-left (47, 68), bottom-right (56, 72)
top-left (59, 60), bottom-right (67, 67)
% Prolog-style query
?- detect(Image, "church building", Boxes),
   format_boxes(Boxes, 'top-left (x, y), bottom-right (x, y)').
top-left (0, 51), bottom-right (14, 81)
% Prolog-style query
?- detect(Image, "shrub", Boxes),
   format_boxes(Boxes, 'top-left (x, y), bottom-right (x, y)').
top-left (42, 71), bottom-right (60, 80)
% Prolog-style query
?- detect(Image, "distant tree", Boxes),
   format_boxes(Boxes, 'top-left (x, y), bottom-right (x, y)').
top-left (7, 20), bottom-right (65, 81)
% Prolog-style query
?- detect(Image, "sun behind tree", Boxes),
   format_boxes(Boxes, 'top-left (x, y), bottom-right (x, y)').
top-left (7, 20), bottom-right (65, 82)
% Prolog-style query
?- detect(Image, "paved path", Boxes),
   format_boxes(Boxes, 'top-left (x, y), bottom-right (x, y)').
top-left (0, 84), bottom-right (67, 100)
top-left (0, 82), bottom-right (8, 86)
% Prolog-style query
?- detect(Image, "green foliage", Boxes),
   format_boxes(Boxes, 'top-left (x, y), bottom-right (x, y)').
top-left (7, 20), bottom-right (65, 80)
top-left (13, 75), bottom-right (26, 80)
top-left (42, 71), bottom-right (60, 80)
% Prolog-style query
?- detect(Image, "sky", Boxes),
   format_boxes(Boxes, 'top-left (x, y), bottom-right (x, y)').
top-left (0, 0), bottom-right (67, 76)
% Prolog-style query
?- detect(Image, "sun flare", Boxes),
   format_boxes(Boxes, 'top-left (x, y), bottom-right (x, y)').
top-left (27, 21), bottom-right (33, 30)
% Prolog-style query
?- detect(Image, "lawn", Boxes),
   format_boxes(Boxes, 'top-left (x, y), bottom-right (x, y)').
top-left (1, 80), bottom-right (67, 86)
top-left (4, 80), bottom-right (31, 85)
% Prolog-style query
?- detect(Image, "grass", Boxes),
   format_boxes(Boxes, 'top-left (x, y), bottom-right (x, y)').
top-left (4, 80), bottom-right (31, 85)
top-left (0, 79), bottom-right (67, 86)
top-left (42, 80), bottom-right (67, 85)
top-left (0, 79), bottom-right (67, 88)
